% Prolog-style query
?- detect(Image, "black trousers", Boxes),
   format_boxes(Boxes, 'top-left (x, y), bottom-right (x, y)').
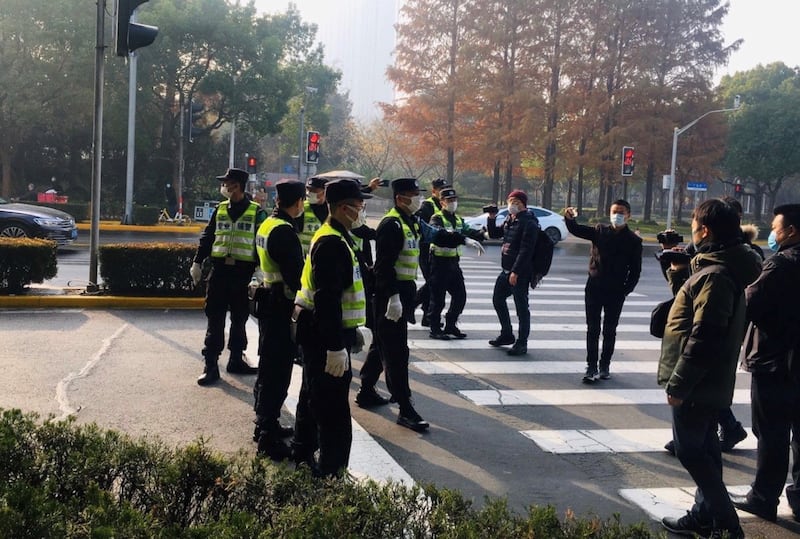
top-left (370, 292), bottom-right (413, 407)
top-left (750, 371), bottom-right (800, 511)
top-left (415, 246), bottom-right (431, 317)
top-left (253, 292), bottom-right (295, 431)
top-left (428, 256), bottom-right (466, 330)
top-left (672, 401), bottom-right (740, 530)
top-left (492, 272), bottom-right (531, 343)
top-left (292, 336), bottom-right (353, 477)
top-left (202, 263), bottom-right (251, 360)
top-left (584, 284), bottom-right (626, 371)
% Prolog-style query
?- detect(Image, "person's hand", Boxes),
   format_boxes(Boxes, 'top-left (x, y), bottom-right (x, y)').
top-left (384, 293), bottom-right (402, 322)
top-left (325, 349), bottom-right (349, 377)
top-left (564, 207), bottom-right (577, 220)
top-left (667, 394), bottom-right (683, 407)
top-left (368, 177), bottom-right (381, 191)
top-left (190, 262), bottom-right (202, 286)
top-left (464, 237), bottom-right (485, 256)
top-left (509, 272), bottom-right (518, 286)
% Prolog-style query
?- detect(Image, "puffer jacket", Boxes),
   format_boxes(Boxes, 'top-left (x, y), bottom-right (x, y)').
top-left (486, 209), bottom-right (539, 277)
top-left (740, 242), bottom-right (800, 374)
top-left (658, 242), bottom-right (762, 407)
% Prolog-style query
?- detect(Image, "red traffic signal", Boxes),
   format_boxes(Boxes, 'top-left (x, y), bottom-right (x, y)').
top-left (621, 146), bottom-right (635, 176)
top-left (246, 156), bottom-right (257, 174)
top-left (306, 131), bottom-right (320, 164)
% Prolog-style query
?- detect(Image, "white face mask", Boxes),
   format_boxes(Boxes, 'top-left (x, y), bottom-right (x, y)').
top-left (307, 191), bottom-right (320, 205)
top-left (220, 185), bottom-right (232, 199)
top-left (347, 205), bottom-right (366, 229)
top-left (404, 195), bottom-right (423, 214)
top-left (610, 213), bottom-right (626, 227)
top-left (507, 203), bottom-right (520, 215)
top-left (445, 201), bottom-right (458, 213)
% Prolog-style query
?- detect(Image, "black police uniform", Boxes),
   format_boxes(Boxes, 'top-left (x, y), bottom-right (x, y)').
top-left (253, 207), bottom-right (304, 456)
top-left (194, 194), bottom-right (266, 367)
top-left (414, 195), bottom-right (442, 324)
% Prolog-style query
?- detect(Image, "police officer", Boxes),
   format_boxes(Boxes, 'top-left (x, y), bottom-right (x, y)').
top-left (428, 187), bottom-right (485, 339)
top-left (415, 177), bottom-right (449, 326)
top-left (252, 179), bottom-right (306, 460)
top-left (292, 179), bottom-right (371, 476)
top-left (297, 175), bottom-right (330, 255)
top-left (190, 168), bottom-right (266, 385)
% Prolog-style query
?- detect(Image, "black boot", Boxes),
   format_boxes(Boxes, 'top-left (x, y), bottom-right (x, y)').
top-left (257, 431), bottom-right (292, 461)
top-left (197, 356), bottom-right (220, 386)
top-left (253, 418), bottom-right (294, 442)
top-left (397, 403), bottom-right (429, 432)
top-left (227, 352), bottom-right (258, 375)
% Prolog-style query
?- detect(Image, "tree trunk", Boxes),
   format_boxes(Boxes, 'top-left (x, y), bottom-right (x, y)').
top-left (644, 160), bottom-right (655, 222)
top-left (577, 165), bottom-right (584, 214)
top-left (0, 146), bottom-right (12, 198)
top-left (492, 160), bottom-right (501, 203)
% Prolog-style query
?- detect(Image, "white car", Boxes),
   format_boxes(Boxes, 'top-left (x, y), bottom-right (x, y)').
top-left (464, 206), bottom-right (568, 244)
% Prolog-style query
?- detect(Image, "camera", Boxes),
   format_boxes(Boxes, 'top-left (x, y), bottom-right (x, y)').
top-left (482, 204), bottom-right (499, 214)
top-left (655, 249), bottom-right (691, 265)
top-left (656, 230), bottom-right (683, 246)
top-left (378, 178), bottom-right (390, 187)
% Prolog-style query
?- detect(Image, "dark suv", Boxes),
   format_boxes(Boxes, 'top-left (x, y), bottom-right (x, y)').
top-left (0, 197), bottom-right (78, 246)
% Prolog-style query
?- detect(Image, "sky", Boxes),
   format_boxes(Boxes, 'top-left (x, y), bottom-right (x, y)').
top-left (253, 0), bottom-right (800, 121)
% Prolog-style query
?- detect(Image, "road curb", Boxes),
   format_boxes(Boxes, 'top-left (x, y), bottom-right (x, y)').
top-left (0, 295), bottom-right (203, 309)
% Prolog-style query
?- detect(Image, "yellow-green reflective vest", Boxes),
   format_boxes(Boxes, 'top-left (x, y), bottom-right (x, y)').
top-left (255, 217), bottom-right (293, 284)
top-left (430, 206), bottom-right (463, 258)
top-left (211, 200), bottom-right (259, 262)
top-left (382, 207), bottom-right (419, 281)
top-left (299, 201), bottom-right (324, 255)
top-left (295, 222), bottom-right (366, 328)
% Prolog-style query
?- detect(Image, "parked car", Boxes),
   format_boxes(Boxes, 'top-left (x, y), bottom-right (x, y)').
top-left (464, 206), bottom-right (568, 244)
top-left (0, 197), bottom-right (78, 246)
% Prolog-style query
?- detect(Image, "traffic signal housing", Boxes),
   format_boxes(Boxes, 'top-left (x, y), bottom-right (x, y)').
top-left (114, 0), bottom-right (159, 57)
top-left (187, 100), bottom-right (203, 143)
top-left (306, 131), bottom-right (320, 164)
top-left (621, 146), bottom-right (635, 176)
top-left (734, 183), bottom-right (744, 197)
top-left (246, 155), bottom-right (258, 174)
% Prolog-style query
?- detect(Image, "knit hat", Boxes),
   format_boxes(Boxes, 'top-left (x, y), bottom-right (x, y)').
top-left (507, 189), bottom-right (528, 206)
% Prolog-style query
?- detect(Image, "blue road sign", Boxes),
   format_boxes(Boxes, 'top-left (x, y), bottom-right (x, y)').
top-left (686, 182), bottom-right (708, 192)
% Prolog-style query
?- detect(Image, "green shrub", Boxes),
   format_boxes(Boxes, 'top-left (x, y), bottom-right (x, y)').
top-left (99, 242), bottom-right (201, 296)
top-left (133, 205), bottom-right (161, 226)
top-left (0, 238), bottom-right (58, 294)
top-left (0, 408), bottom-right (660, 538)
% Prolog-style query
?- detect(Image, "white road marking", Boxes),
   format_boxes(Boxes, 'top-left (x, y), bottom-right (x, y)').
top-left (458, 309), bottom-right (652, 318)
top-left (410, 322), bottom-right (651, 332)
top-left (410, 339), bottom-right (661, 350)
top-left (458, 388), bottom-right (751, 406)
top-left (412, 360), bottom-right (660, 375)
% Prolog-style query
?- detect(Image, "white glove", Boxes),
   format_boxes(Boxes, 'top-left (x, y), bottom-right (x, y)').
top-left (464, 237), bottom-right (485, 256)
top-left (251, 267), bottom-right (265, 285)
top-left (190, 262), bottom-right (202, 286)
top-left (324, 348), bottom-right (349, 377)
top-left (385, 293), bottom-right (402, 322)
top-left (351, 327), bottom-right (373, 355)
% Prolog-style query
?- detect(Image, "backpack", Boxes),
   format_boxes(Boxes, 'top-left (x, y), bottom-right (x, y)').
top-left (531, 228), bottom-right (554, 287)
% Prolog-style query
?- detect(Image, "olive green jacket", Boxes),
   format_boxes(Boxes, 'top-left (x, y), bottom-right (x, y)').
top-left (657, 243), bottom-right (762, 407)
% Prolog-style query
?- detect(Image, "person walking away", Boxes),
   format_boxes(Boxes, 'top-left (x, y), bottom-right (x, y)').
top-left (252, 179), bottom-right (306, 460)
top-left (427, 187), bottom-right (485, 339)
top-left (415, 177), bottom-right (449, 326)
top-left (658, 199), bottom-right (762, 539)
top-left (486, 190), bottom-right (539, 356)
top-left (730, 203), bottom-right (800, 522)
top-left (564, 200), bottom-right (642, 383)
top-left (291, 179), bottom-right (371, 476)
top-left (190, 168), bottom-right (265, 385)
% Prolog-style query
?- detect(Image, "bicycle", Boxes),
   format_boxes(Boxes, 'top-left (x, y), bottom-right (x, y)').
top-left (158, 208), bottom-right (192, 225)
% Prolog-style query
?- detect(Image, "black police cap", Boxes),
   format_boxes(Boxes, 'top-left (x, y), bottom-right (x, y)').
top-left (391, 178), bottom-right (426, 194)
top-left (215, 168), bottom-right (249, 186)
top-left (275, 179), bottom-right (305, 205)
top-left (326, 179), bottom-right (373, 204)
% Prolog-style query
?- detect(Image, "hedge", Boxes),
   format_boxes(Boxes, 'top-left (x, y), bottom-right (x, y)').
top-left (0, 238), bottom-right (57, 293)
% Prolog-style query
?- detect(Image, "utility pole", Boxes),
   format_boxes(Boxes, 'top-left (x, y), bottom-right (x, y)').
top-left (88, 0), bottom-right (106, 291)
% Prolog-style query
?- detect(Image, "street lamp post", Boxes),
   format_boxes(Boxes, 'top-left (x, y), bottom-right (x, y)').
top-left (666, 96), bottom-right (741, 228)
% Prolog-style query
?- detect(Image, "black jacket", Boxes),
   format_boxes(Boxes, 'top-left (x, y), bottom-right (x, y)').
top-left (741, 242), bottom-right (800, 374)
top-left (566, 219), bottom-right (642, 295)
top-left (263, 208), bottom-right (304, 295)
top-left (487, 209), bottom-right (539, 277)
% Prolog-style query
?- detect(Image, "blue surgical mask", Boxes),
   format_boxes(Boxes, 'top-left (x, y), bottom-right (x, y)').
top-left (768, 230), bottom-right (779, 251)
top-left (610, 213), bottom-right (626, 227)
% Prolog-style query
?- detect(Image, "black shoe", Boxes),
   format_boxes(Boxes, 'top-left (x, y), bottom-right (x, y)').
top-left (582, 369), bottom-right (599, 385)
top-left (719, 422), bottom-right (747, 452)
top-left (599, 369), bottom-right (611, 380)
top-left (197, 364), bottom-right (220, 386)
top-left (489, 334), bottom-right (515, 347)
top-left (664, 439), bottom-right (676, 456)
top-left (730, 493), bottom-right (777, 522)
top-left (355, 387), bottom-right (390, 408)
top-left (661, 512), bottom-right (712, 537)
top-left (257, 433), bottom-right (292, 462)
top-left (420, 315), bottom-right (430, 327)
top-left (253, 423), bottom-right (294, 442)
top-left (507, 342), bottom-right (527, 356)
top-left (443, 325), bottom-right (467, 339)
top-left (429, 330), bottom-right (450, 340)
top-left (227, 354), bottom-right (258, 375)
top-left (397, 408), bottom-right (429, 432)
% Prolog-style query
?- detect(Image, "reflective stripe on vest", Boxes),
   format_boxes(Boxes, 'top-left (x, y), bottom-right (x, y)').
top-left (255, 217), bottom-right (293, 284)
top-left (211, 201), bottom-right (259, 262)
top-left (299, 201), bottom-right (323, 255)
top-left (430, 206), bottom-right (463, 257)
top-left (382, 207), bottom-right (419, 280)
top-left (294, 223), bottom-right (366, 328)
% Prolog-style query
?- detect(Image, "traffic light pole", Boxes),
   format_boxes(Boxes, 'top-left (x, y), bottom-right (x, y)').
top-left (123, 20), bottom-right (138, 225)
top-left (297, 104), bottom-right (304, 181)
top-left (88, 0), bottom-right (106, 291)
top-left (666, 105), bottom-right (740, 229)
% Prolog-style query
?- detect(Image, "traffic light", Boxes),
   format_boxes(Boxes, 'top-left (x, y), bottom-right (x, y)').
top-left (621, 146), bottom-right (635, 176)
top-left (306, 131), bottom-right (320, 164)
top-left (187, 100), bottom-right (203, 143)
top-left (246, 155), bottom-right (258, 174)
top-left (734, 183), bottom-right (744, 197)
top-left (114, 0), bottom-right (159, 57)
